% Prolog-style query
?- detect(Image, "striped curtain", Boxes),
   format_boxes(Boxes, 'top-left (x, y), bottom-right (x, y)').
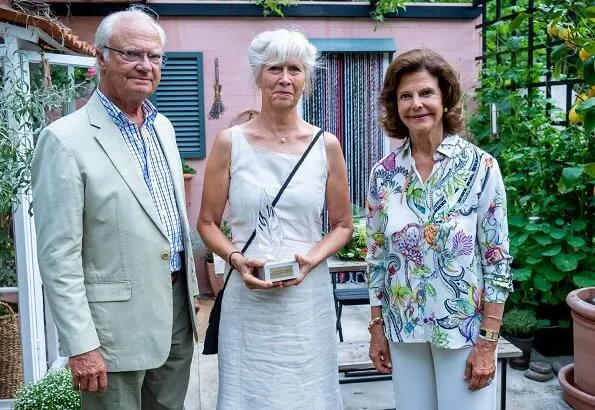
top-left (303, 52), bottom-right (386, 214)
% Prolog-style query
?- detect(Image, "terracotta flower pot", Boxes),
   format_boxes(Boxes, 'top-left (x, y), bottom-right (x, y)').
top-left (183, 174), bottom-right (193, 208)
top-left (567, 287), bottom-right (595, 396)
top-left (558, 363), bottom-right (595, 410)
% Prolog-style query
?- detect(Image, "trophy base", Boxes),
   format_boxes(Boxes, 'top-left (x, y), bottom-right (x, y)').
top-left (260, 259), bottom-right (300, 282)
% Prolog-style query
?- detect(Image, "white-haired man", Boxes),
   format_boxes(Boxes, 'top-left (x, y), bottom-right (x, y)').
top-left (32, 7), bottom-right (200, 409)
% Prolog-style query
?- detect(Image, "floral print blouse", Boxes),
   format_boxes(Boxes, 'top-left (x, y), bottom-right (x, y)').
top-left (366, 135), bottom-right (513, 349)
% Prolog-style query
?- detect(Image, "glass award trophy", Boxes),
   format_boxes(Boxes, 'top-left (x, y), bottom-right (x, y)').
top-left (255, 190), bottom-right (300, 282)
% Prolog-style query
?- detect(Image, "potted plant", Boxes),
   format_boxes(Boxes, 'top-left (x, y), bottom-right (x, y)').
top-left (12, 368), bottom-right (80, 409)
top-left (181, 158), bottom-right (196, 209)
top-left (336, 206), bottom-right (367, 261)
top-left (502, 308), bottom-right (538, 370)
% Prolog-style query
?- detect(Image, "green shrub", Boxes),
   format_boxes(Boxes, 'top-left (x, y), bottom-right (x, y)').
top-left (13, 368), bottom-right (81, 410)
top-left (502, 309), bottom-right (539, 338)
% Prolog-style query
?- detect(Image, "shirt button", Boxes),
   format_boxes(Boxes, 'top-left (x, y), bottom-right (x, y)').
top-left (161, 251), bottom-right (170, 261)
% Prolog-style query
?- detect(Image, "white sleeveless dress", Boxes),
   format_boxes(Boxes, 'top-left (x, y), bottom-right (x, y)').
top-left (217, 126), bottom-right (343, 410)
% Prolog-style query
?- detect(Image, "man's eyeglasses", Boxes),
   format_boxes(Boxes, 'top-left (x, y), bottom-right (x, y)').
top-left (102, 46), bottom-right (167, 66)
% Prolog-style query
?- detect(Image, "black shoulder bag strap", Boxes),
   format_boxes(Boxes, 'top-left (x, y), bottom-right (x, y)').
top-left (202, 129), bottom-right (324, 355)
top-left (224, 128), bottom-right (324, 284)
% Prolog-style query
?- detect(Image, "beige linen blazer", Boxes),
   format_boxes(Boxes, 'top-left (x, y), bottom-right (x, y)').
top-left (32, 91), bottom-right (199, 372)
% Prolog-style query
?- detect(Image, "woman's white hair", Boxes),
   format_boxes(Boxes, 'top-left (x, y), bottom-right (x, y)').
top-left (248, 28), bottom-right (319, 92)
top-left (94, 5), bottom-right (166, 66)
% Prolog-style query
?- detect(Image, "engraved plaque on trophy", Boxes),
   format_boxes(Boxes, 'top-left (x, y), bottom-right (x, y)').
top-left (255, 189), bottom-right (299, 282)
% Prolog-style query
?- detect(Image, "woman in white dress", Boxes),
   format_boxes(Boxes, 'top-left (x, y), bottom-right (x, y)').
top-left (197, 28), bottom-right (353, 409)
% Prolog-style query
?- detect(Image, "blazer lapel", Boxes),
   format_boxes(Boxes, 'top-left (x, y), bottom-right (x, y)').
top-left (87, 92), bottom-right (168, 239)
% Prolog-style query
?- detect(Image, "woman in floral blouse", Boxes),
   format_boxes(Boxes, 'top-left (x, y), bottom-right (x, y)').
top-left (366, 49), bottom-right (513, 410)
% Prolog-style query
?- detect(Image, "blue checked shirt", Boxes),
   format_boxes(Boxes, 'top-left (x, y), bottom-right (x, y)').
top-left (97, 90), bottom-right (184, 272)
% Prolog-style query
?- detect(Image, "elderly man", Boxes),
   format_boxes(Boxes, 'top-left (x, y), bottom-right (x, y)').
top-left (32, 7), bottom-right (200, 409)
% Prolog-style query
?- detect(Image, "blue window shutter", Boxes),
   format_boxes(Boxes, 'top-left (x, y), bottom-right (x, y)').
top-left (151, 52), bottom-right (205, 159)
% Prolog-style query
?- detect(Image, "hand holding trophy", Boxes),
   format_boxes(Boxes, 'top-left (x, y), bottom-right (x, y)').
top-left (255, 190), bottom-right (301, 283)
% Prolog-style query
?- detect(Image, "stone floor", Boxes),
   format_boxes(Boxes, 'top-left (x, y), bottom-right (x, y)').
top-left (185, 296), bottom-right (574, 410)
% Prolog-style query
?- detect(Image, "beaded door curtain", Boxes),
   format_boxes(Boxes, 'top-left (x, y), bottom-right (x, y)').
top-left (303, 52), bottom-right (386, 217)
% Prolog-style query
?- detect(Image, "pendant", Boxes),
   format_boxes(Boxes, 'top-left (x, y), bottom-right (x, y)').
top-left (280, 138), bottom-right (286, 143)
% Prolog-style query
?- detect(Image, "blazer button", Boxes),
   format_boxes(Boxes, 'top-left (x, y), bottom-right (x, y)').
top-left (161, 251), bottom-right (170, 261)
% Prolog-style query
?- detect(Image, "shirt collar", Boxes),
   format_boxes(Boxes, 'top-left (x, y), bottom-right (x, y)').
top-left (401, 134), bottom-right (461, 160)
top-left (96, 89), bottom-right (158, 129)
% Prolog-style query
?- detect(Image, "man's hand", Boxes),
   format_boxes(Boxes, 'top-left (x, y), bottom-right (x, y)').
top-left (69, 348), bottom-right (107, 394)
top-left (194, 296), bottom-right (200, 314)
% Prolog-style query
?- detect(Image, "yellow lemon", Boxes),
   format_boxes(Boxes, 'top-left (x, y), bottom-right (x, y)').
top-left (575, 93), bottom-right (589, 104)
top-left (579, 48), bottom-right (591, 61)
top-left (547, 23), bottom-right (559, 37)
top-left (568, 107), bottom-right (581, 124)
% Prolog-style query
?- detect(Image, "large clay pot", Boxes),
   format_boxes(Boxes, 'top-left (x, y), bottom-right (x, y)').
top-left (559, 364), bottom-right (595, 410)
top-left (567, 287), bottom-right (595, 396)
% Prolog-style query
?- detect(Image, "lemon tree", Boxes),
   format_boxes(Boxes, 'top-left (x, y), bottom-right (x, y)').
top-left (541, 0), bottom-right (595, 131)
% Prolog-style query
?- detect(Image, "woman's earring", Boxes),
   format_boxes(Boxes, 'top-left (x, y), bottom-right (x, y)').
top-left (444, 107), bottom-right (449, 113)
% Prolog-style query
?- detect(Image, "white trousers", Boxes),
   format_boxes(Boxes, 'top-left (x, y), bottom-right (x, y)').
top-left (389, 342), bottom-right (497, 410)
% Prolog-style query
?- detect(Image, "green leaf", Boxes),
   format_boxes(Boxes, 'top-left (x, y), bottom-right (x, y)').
top-left (534, 275), bottom-right (552, 292)
top-left (585, 163), bottom-right (595, 179)
top-left (568, 236), bottom-right (587, 248)
top-left (573, 272), bottom-right (595, 288)
top-left (512, 267), bottom-right (532, 281)
top-left (572, 220), bottom-right (587, 231)
top-left (559, 319), bottom-right (571, 329)
top-left (554, 218), bottom-right (565, 226)
top-left (509, 215), bottom-right (525, 227)
top-left (544, 268), bottom-right (566, 282)
top-left (512, 233), bottom-right (529, 246)
top-left (585, 6), bottom-right (595, 17)
top-left (542, 245), bottom-right (562, 256)
top-left (510, 12), bottom-right (529, 31)
top-left (525, 224), bottom-right (542, 232)
top-left (561, 167), bottom-right (584, 182)
top-left (549, 229), bottom-right (567, 239)
top-left (552, 253), bottom-right (578, 272)
top-left (533, 234), bottom-right (552, 246)
top-left (526, 255), bottom-right (543, 265)
top-left (576, 97), bottom-right (595, 114)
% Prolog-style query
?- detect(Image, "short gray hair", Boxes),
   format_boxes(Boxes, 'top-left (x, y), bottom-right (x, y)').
top-left (95, 5), bottom-right (166, 59)
top-left (248, 28), bottom-right (319, 92)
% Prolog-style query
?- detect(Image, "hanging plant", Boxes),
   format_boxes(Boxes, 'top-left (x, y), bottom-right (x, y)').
top-left (254, 0), bottom-right (299, 17)
top-left (370, 0), bottom-right (407, 23)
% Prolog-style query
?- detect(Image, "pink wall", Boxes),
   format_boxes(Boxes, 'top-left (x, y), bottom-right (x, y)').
top-left (61, 15), bottom-right (481, 228)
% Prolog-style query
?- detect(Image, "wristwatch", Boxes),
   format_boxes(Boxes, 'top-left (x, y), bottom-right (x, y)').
top-left (479, 327), bottom-right (500, 342)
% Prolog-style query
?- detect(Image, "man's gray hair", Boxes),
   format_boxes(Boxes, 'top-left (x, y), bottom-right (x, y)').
top-left (248, 28), bottom-right (319, 93)
top-left (95, 5), bottom-right (166, 62)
